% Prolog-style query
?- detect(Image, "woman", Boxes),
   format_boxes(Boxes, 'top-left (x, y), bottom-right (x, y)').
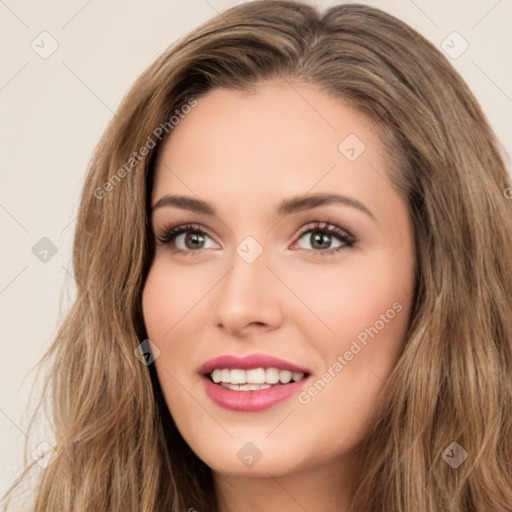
top-left (3, 1), bottom-right (512, 511)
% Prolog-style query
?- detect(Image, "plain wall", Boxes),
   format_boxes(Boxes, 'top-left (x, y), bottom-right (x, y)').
top-left (1, 0), bottom-right (511, 505)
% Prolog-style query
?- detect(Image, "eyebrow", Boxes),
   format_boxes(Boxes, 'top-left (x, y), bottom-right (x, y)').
top-left (151, 193), bottom-right (376, 221)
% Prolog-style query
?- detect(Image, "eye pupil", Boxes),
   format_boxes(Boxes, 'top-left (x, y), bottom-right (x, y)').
top-left (186, 232), bottom-right (204, 249)
top-left (311, 231), bottom-right (331, 250)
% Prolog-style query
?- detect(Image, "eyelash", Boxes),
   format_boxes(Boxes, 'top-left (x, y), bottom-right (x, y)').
top-left (155, 221), bottom-right (356, 257)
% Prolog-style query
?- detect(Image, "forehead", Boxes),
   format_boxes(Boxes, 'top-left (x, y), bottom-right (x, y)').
top-left (152, 81), bottom-right (394, 213)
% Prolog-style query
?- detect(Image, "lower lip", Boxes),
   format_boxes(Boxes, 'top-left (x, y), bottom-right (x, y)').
top-left (201, 375), bottom-right (309, 412)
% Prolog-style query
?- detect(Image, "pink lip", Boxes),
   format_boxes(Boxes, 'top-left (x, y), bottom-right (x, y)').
top-left (199, 353), bottom-right (311, 375)
top-left (201, 376), bottom-right (310, 412)
top-left (199, 353), bottom-right (312, 412)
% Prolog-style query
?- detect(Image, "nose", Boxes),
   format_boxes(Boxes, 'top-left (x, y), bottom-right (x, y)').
top-left (212, 246), bottom-right (284, 338)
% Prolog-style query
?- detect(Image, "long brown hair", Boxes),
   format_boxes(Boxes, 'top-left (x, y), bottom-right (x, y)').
top-left (3, 1), bottom-right (512, 510)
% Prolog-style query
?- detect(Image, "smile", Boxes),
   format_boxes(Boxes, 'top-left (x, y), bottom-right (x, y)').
top-left (210, 367), bottom-right (305, 389)
top-left (199, 353), bottom-right (311, 411)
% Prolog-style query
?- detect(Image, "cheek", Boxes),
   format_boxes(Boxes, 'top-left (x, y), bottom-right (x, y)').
top-left (293, 254), bottom-right (413, 424)
top-left (292, 292), bottom-right (411, 454)
top-left (288, 253), bottom-right (411, 347)
top-left (141, 260), bottom-right (202, 339)
top-left (141, 266), bottom-right (203, 433)
top-left (141, 265), bottom-right (197, 380)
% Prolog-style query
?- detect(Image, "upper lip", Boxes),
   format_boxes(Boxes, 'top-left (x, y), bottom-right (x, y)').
top-left (199, 353), bottom-right (311, 376)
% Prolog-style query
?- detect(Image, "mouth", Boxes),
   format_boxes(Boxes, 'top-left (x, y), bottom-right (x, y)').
top-left (199, 353), bottom-right (312, 411)
top-left (206, 367), bottom-right (308, 390)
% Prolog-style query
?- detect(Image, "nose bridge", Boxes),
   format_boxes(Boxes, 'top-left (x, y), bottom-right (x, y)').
top-left (213, 238), bottom-right (281, 333)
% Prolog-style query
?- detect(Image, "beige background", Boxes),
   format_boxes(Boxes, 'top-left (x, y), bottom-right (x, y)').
top-left (1, 0), bottom-right (511, 500)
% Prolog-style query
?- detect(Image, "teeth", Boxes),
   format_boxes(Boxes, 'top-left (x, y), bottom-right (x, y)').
top-left (246, 368), bottom-right (266, 384)
top-left (230, 369), bottom-right (246, 384)
top-left (280, 370), bottom-right (292, 383)
top-left (265, 368), bottom-right (280, 384)
top-left (209, 367), bottom-right (305, 387)
top-left (220, 383), bottom-right (272, 391)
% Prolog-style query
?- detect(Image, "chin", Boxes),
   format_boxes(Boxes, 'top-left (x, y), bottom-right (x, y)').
top-left (183, 432), bottom-right (317, 477)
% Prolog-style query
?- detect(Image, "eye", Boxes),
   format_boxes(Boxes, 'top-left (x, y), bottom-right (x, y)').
top-left (154, 221), bottom-right (355, 257)
top-left (291, 221), bottom-right (355, 256)
top-left (155, 223), bottom-right (218, 255)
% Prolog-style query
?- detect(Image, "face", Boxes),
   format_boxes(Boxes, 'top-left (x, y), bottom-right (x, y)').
top-left (142, 80), bottom-right (416, 480)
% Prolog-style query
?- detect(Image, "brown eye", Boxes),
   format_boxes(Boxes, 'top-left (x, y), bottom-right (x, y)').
top-left (293, 222), bottom-right (355, 256)
top-left (156, 224), bottom-right (217, 254)
top-left (181, 231), bottom-right (207, 250)
top-left (307, 231), bottom-right (336, 250)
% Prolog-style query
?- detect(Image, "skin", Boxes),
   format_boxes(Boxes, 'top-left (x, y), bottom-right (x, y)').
top-left (142, 80), bottom-right (416, 512)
